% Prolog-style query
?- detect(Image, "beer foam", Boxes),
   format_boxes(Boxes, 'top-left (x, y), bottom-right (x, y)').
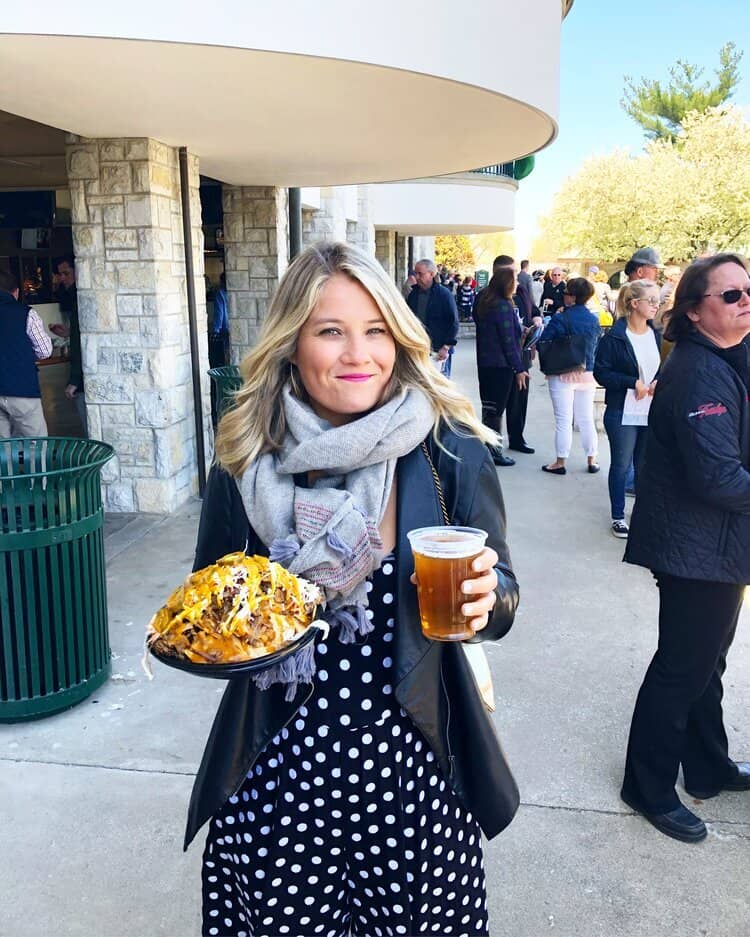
top-left (407, 526), bottom-right (486, 558)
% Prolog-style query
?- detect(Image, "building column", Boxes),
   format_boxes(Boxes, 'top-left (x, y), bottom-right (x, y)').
top-left (375, 230), bottom-right (396, 280)
top-left (302, 186), bottom-right (348, 247)
top-left (395, 234), bottom-right (409, 286)
top-left (346, 185), bottom-right (375, 255)
top-left (411, 236), bottom-right (436, 263)
top-left (66, 136), bottom-right (210, 514)
top-left (221, 186), bottom-right (289, 362)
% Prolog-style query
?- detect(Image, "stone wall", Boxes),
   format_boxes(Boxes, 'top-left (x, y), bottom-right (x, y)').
top-left (346, 185), bottom-right (375, 255)
top-left (302, 186), bottom-right (347, 246)
top-left (66, 136), bottom-right (210, 513)
top-left (375, 229), bottom-right (396, 280)
top-left (411, 236), bottom-right (436, 264)
top-left (395, 234), bottom-right (408, 287)
top-left (222, 186), bottom-right (289, 362)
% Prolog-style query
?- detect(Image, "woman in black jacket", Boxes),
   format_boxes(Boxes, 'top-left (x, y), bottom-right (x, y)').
top-left (473, 267), bottom-right (529, 466)
top-left (187, 243), bottom-right (519, 936)
top-left (593, 280), bottom-right (662, 538)
top-left (621, 253), bottom-right (750, 844)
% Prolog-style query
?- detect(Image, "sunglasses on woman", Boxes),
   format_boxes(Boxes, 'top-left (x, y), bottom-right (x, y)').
top-left (703, 287), bottom-right (750, 304)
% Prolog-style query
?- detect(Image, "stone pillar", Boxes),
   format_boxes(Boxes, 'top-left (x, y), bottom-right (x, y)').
top-left (221, 186), bottom-right (289, 362)
top-left (66, 136), bottom-right (210, 514)
top-left (346, 185), bottom-right (376, 255)
top-left (375, 230), bottom-right (396, 280)
top-left (412, 236), bottom-right (436, 263)
top-left (301, 186), bottom-right (347, 247)
top-left (395, 234), bottom-right (409, 286)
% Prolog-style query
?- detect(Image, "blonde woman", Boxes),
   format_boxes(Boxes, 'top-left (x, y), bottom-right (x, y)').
top-left (594, 279), bottom-right (662, 538)
top-left (186, 243), bottom-right (520, 936)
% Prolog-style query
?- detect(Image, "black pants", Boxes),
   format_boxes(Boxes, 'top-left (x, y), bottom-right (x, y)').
top-left (208, 331), bottom-right (230, 369)
top-left (622, 573), bottom-right (743, 812)
top-left (506, 377), bottom-right (529, 447)
top-left (477, 366), bottom-right (514, 437)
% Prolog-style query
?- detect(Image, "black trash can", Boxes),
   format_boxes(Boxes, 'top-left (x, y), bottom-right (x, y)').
top-left (0, 437), bottom-right (114, 722)
top-left (208, 365), bottom-right (243, 422)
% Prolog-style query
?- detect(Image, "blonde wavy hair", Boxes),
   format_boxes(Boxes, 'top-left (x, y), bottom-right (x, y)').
top-left (215, 242), bottom-right (495, 477)
top-left (615, 279), bottom-right (659, 320)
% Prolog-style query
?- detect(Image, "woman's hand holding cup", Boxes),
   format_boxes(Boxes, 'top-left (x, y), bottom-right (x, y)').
top-left (460, 547), bottom-right (498, 633)
top-left (407, 527), bottom-right (497, 641)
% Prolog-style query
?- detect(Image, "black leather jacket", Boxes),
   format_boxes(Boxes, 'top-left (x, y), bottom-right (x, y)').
top-left (184, 428), bottom-right (520, 849)
top-left (625, 332), bottom-right (750, 583)
top-left (593, 316), bottom-right (661, 409)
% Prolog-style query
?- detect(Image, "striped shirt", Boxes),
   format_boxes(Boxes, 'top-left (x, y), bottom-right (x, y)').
top-left (26, 308), bottom-right (53, 360)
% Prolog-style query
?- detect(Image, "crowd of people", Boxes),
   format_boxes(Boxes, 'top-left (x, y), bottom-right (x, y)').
top-left (466, 246), bottom-right (750, 848)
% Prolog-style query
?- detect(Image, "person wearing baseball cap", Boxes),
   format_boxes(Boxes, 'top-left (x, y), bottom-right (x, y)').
top-left (625, 248), bottom-right (663, 282)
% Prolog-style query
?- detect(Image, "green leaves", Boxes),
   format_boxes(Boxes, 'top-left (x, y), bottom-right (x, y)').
top-left (536, 107), bottom-right (750, 264)
top-left (621, 42), bottom-right (743, 142)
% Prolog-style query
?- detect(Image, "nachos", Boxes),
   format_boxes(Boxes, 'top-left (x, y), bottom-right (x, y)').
top-left (147, 553), bottom-right (325, 664)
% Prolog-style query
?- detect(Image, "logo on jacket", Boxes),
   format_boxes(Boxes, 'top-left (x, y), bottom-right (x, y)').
top-left (687, 402), bottom-right (728, 419)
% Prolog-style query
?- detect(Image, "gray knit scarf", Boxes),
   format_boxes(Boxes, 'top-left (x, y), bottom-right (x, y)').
top-left (238, 385), bottom-right (434, 698)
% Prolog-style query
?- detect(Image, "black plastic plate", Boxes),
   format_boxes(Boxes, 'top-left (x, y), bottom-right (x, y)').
top-left (149, 621), bottom-right (324, 680)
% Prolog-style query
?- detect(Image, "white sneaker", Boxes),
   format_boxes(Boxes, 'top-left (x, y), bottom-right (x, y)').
top-left (611, 520), bottom-right (629, 539)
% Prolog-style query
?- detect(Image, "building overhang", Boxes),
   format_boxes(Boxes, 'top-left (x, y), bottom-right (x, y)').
top-left (0, 0), bottom-right (565, 186)
top-left (372, 173), bottom-right (517, 235)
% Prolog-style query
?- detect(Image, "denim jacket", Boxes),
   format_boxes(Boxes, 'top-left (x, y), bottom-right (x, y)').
top-left (539, 304), bottom-right (601, 371)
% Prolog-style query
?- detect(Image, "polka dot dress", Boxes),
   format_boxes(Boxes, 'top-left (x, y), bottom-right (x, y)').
top-left (202, 555), bottom-right (488, 937)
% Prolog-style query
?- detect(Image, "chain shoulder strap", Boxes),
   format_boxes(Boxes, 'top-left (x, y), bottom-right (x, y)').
top-left (420, 440), bottom-right (450, 525)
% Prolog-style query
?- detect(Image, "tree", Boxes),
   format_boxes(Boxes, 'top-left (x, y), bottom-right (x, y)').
top-left (434, 235), bottom-right (475, 273)
top-left (535, 107), bottom-right (750, 263)
top-left (622, 43), bottom-right (743, 141)
top-left (469, 233), bottom-right (517, 270)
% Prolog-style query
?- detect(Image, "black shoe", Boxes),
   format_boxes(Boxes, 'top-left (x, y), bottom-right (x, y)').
top-left (541, 464), bottom-right (566, 475)
top-left (685, 762), bottom-right (750, 799)
top-left (509, 443), bottom-right (535, 454)
top-left (621, 792), bottom-right (707, 843)
top-left (588, 464), bottom-right (601, 474)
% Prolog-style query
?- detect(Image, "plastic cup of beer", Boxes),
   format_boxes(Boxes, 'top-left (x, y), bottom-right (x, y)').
top-left (407, 526), bottom-right (488, 641)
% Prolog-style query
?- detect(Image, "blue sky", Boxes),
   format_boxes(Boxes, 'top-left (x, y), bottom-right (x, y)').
top-left (513, 0), bottom-right (750, 253)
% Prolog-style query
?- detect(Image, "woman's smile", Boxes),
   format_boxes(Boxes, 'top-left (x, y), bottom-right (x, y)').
top-left (336, 373), bottom-right (374, 382)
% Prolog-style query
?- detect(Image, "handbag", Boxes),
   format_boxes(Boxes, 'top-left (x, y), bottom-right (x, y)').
top-left (420, 441), bottom-right (496, 712)
top-left (537, 310), bottom-right (588, 375)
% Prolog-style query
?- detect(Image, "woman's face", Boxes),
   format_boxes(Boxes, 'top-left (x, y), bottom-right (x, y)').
top-left (629, 285), bottom-right (660, 321)
top-left (292, 274), bottom-right (397, 426)
top-left (688, 262), bottom-right (750, 348)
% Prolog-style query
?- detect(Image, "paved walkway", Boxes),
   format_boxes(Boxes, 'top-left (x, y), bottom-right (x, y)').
top-left (2, 340), bottom-right (748, 936)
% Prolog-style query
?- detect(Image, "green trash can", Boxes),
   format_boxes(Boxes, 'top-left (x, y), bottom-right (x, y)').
top-left (208, 365), bottom-right (243, 420)
top-left (0, 437), bottom-right (114, 722)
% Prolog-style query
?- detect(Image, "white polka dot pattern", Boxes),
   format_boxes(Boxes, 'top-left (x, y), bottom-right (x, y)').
top-left (202, 555), bottom-right (488, 936)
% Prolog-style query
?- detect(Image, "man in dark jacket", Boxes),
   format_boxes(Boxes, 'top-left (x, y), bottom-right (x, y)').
top-left (407, 260), bottom-right (459, 375)
top-left (541, 267), bottom-right (566, 314)
top-left (0, 270), bottom-right (53, 436)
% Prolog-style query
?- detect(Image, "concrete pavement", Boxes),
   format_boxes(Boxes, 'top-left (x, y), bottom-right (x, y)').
top-left (1, 339), bottom-right (748, 937)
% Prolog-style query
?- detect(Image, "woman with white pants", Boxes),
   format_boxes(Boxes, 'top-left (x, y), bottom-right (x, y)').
top-left (539, 277), bottom-right (602, 475)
